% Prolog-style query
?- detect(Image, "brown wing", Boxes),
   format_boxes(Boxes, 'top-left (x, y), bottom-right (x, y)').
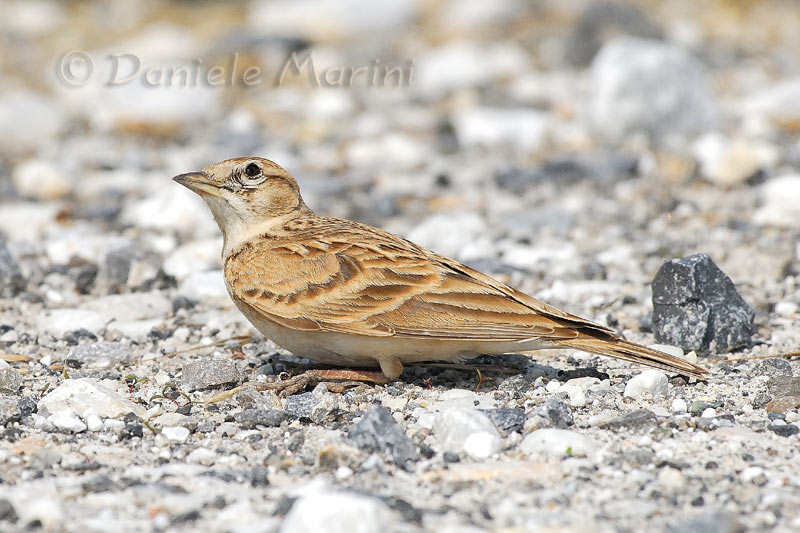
top-left (224, 217), bottom-right (615, 343)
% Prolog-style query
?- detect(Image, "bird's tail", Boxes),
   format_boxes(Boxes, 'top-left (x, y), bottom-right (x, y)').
top-left (558, 336), bottom-right (709, 379)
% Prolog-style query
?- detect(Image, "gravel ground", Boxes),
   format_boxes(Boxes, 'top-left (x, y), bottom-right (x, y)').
top-left (1, 1), bottom-right (800, 532)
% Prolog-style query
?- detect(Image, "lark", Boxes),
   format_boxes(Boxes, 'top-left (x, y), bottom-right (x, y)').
top-left (174, 157), bottom-right (707, 386)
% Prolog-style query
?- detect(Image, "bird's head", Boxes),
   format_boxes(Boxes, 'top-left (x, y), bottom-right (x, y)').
top-left (173, 157), bottom-right (310, 247)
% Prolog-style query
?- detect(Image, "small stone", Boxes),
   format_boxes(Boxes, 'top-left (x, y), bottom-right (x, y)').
top-left (73, 263), bottom-right (98, 294)
top-left (536, 397), bottom-right (574, 428)
top-left (181, 358), bottom-right (241, 392)
top-left (66, 342), bottom-right (133, 370)
top-left (766, 397), bottom-right (800, 414)
top-left (700, 408), bottom-right (717, 418)
top-left (83, 410), bottom-right (103, 432)
top-left (769, 423), bottom-right (799, 437)
top-left (234, 408), bottom-right (287, 428)
top-left (564, 2), bottom-right (662, 67)
top-left (767, 376), bottom-right (800, 397)
top-left (693, 133), bottom-right (777, 187)
top-left (37, 378), bottom-right (146, 418)
top-left (0, 498), bottom-right (18, 523)
top-left (187, 447), bottom-right (217, 466)
top-left (0, 367), bottom-right (22, 393)
top-left (103, 248), bottom-right (134, 289)
top-left (652, 254), bottom-right (754, 354)
top-left (17, 396), bottom-right (37, 416)
top-left (741, 466), bottom-right (767, 485)
top-left (479, 408), bottom-right (525, 435)
top-left (0, 397), bottom-right (19, 425)
top-left (48, 410), bottom-right (87, 433)
top-left (624, 370), bottom-right (669, 400)
top-left (597, 409), bottom-right (658, 431)
top-left (589, 37), bottom-right (714, 141)
top-left (671, 399), bottom-right (688, 415)
top-left (434, 407), bottom-right (502, 460)
top-left (658, 467), bottom-right (687, 491)
top-left (0, 240), bottom-right (25, 297)
top-left (283, 383), bottom-right (338, 423)
top-left (280, 490), bottom-right (394, 533)
top-left (558, 384), bottom-right (587, 407)
top-left (688, 401), bottom-right (717, 416)
top-left (160, 426), bottom-right (190, 443)
top-left (349, 405), bottom-right (418, 470)
top-left (774, 301), bottom-right (798, 318)
top-left (754, 359), bottom-right (793, 377)
top-left (520, 428), bottom-right (597, 458)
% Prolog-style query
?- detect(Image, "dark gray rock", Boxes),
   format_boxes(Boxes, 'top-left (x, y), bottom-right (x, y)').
top-left (769, 423), bottom-right (800, 437)
top-left (754, 359), bottom-right (793, 377)
top-left (349, 405), bottom-right (418, 470)
top-left (0, 368), bottom-right (22, 393)
top-left (181, 358), bottom-right (241, 392)
top-left (234, 408), bottom-right (287, 428)
top-left (0, 498), bottom-right (18, 523)
top-left (480, 407), bottom-right (525, 435)
top-left (17, 396), bottom-right (36, 416)
top-left (536, 397), bottom-right (573, 428)
top-left (74, 263), bottom-right (98, 294)
top-left (565, 1), bottom-right (662, 67)
top-left (652, 254), bottom-right (754, 354)
top-left (0, 240), bottom-right (24, 298)
top-left (597, 409), bottom-right (658, 431)
top-left (104, 248), bottom-right (134, 290)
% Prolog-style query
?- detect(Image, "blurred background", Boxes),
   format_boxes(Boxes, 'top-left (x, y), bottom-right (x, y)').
top-left (0, 0), bottom-right (798, 320)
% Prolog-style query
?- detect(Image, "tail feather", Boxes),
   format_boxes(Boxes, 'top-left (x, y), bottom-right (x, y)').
top-left (559, 336), bottom-right (708, 379)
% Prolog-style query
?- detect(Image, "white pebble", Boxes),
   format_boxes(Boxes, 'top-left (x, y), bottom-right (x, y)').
top-left (187, 447), bottom-right (217, 466)
top-left (161, 426), bottom-right (190, 443)
top-left (434, 407), bottom-right (502, 460)
top-left (463, 432), bottom-right (500, 460)
top-left (671, 399), bottom-right (688, 414)
top-left (520, 428), bottom-right (597, 458)
top-left (82, 408), bottom-right (103, 432)
top-left (545, 380), bottom-right (561, 393)
top-left (281, 490), bottom-right (394, 533)
top-left (624, 370), bottom-right (669, 400)
top-left (701, 408), bottom-right (717, 418)
top-left (558, 384), bottom-right (587, 407)
top-left (48, 410), bottom-right (87, 433)
top-left (658, 467), bottom-right (687, 491)
top-left (775, 301), bottom-right (798, 317)
top-left (741, 466), bottom-right (765, 483)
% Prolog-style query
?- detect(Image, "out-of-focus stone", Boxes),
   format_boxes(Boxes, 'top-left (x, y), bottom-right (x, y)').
top-left (589, 37), bottom-right (714, 141)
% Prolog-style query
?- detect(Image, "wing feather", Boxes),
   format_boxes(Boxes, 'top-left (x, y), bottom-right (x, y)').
top-left (225, 217), bottom-right (615, 342)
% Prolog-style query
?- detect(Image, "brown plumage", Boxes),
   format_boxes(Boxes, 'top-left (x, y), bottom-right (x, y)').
top-left (174, 157), bottom-right (708, 380)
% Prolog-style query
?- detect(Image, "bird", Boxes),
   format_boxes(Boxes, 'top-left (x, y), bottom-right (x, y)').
top-left (173, 157), bottom-right (708, 383)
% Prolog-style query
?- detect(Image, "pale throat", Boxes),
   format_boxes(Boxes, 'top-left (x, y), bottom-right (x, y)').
top-left (207, 199), bottom-right (302, 258)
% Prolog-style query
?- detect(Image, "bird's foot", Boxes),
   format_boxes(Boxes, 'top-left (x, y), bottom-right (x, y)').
top-left (255, 369), bottom-right (391, 397)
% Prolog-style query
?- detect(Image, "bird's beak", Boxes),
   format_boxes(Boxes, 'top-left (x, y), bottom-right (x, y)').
top-left (172, 172), bottom-right (222, 198)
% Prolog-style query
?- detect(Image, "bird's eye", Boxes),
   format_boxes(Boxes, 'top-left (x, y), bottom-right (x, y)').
top-left (244, 163), bottom-right (261, 178)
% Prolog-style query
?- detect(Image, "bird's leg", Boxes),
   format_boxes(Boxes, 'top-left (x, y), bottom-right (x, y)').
top-left (255, 369), bottom-right (391, 397)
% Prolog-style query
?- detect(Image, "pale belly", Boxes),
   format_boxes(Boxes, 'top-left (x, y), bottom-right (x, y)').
top-left (230, 295), bottom-right (549, 370)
